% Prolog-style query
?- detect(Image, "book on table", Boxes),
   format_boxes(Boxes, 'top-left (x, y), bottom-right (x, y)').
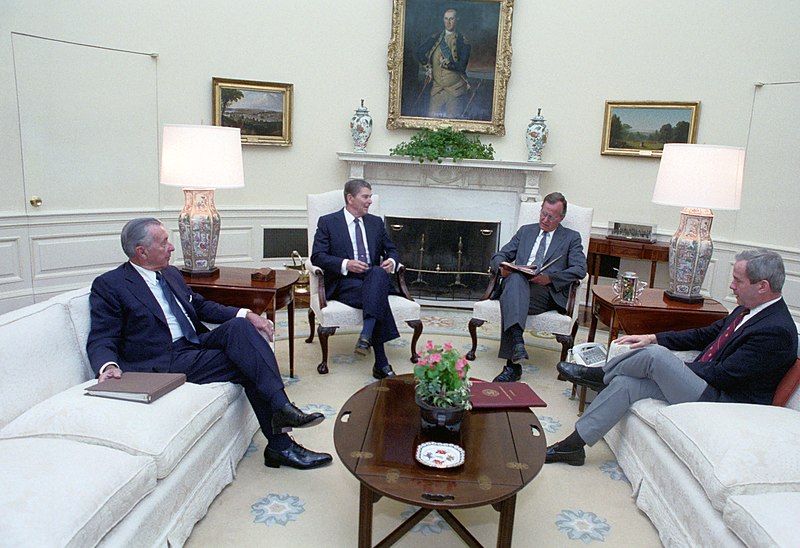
top-left (85, 372), bottom-right (186, 403)
top-left (470, 381), bottom-right (547, 408)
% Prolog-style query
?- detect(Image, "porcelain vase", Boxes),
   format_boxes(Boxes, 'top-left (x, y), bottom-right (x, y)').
top-left (350, 99), bottom-right (373, 153)
top-left (526, 108), bottom-right (548, 162)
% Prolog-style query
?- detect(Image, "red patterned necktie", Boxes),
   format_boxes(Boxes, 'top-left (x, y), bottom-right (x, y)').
top-left (697, 308), bottom-right (750, 362)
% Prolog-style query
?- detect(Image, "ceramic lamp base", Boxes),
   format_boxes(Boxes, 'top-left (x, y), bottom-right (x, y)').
top-left (666, 207), bottom-right (714, 302)
top-left (177, 188), bottom-right (221, 276)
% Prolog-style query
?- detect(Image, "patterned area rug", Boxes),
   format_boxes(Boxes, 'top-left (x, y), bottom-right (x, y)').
top-left (186, 308), bottom-right (660, 547)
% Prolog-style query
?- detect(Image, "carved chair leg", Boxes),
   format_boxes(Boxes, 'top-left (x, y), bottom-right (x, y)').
top-left (466, 318), bottom-right (485, 361)
top-left (317, 326), bottom-right (337, 374)
top-left (305, 309), bottom-right (316, 343)
top-left (406, 319), bottom-right (423, 363)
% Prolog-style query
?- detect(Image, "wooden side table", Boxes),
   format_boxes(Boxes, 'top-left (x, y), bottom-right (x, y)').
top-left (182, 267), bottom-right (300, 377)
top-left (335, 375), bottom-right (546, 548)
top-left (585, 235), bottom-right (669, 306)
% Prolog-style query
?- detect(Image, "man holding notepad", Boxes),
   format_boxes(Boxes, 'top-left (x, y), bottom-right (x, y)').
top-left (489, 192), bottom-right (587, 382)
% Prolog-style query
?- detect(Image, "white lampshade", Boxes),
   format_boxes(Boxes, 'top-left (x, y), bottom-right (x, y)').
top-left (652, 144), bottom-right (745, 210)
top-left (160, 124), bottom-right (244, 189)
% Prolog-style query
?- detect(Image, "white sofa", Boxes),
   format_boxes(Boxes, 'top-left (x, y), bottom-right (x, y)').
top-left (0, 287), bottom-right (259, 547)
top-left (604, 355), bottom-right (800, 547)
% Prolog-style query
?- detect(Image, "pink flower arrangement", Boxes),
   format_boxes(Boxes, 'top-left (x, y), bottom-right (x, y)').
top-left (414, 340), bottom-right (471, 409)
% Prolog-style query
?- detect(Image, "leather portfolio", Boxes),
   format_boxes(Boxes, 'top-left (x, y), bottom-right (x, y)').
top-left (85, 372), bottom-right (186, 403)
top-left (470, 381), bottom-right (547, 408)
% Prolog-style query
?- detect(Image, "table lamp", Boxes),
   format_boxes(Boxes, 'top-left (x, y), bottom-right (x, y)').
top-left (159, 124), bottom-right (244, 276)
top-left (652, 143), bottom-right (745, 302)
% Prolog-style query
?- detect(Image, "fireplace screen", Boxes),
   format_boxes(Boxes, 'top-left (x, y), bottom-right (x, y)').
top-left (385, 216), bottom-right (501, 301)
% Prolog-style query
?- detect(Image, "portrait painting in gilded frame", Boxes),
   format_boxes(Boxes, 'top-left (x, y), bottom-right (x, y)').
top-left (212, 78), bottom-right (293, 146)
top-left (387, 0), bottom-right (514, 135)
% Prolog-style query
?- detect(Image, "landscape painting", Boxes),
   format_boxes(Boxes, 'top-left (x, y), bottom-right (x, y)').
top-left (601, 101), bottom-right (699, 157)
top-left (212, 78), bottom-right (293, 146)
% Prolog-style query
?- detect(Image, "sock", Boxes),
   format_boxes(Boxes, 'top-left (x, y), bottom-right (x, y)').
top-left (266, 433), bottom-right (292, 451)
top-left (373, 342), bottom-right (388, 367)
top-left (506, 324), bottom-right (524, 345)
top-left (361, 317), bottom-right (376, 339)
top-left (560, 429), bottom-right (586, 450)
top-left (269, 390), bottom-right (290, 412)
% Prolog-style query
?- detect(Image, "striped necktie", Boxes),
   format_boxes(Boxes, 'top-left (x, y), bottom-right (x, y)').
top-left (354, 218), bottom-right (368, 263)
top-left (157, 272), bottom-right (199, 344)
top-left (697, 308), bottom-right (750, 362)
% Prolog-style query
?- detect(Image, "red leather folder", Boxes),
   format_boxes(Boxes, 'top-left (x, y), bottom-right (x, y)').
top-left (470, 381), bottom-right (547, 408)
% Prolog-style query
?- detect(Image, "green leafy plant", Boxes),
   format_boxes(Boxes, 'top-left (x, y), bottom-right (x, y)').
top-left (389, 126), bottom-right (494, 163)
top-left (414, 340), bottom-right (471, 409)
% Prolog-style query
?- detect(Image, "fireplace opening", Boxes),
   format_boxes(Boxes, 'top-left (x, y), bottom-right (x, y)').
top-left (385, 216), bottom-right (501, 301)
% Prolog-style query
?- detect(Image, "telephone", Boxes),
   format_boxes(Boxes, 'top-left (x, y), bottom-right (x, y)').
top-left (572, 342), bottom-right (608, 367)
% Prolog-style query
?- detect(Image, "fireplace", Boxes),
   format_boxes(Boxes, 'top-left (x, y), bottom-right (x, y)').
top-left (385, 216), bottom-right (500, 300)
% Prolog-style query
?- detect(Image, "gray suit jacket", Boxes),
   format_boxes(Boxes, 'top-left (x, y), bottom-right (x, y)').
top-left (490, 223), bottom-right (587, 310)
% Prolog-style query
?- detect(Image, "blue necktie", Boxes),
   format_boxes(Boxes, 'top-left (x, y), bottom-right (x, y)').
top-left (157, 272), bottom-right (199, 344)
top-left (532, 231), bottom-right (549, 269)
top-left (354, 218), bottom-right (368, 263)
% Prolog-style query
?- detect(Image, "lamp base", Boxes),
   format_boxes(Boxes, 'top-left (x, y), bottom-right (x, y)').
top-left (180, 266), bottom-right (219, 278)
top-left (663, 289), bottom-right (705, 304)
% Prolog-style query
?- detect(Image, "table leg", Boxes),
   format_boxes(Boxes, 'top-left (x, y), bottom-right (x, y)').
top-left (649, 260), bottom-right (657, 289)
top-left (358, 483), bottom-right (374, 548)
top-left (588, 309), bottom-right (599, 343)
top-left (288, 296), bottom-right (295, 378)
top-left (586, 252), bottom-right (600, 307)
top-left (495, 494), bottom-right (517, 548)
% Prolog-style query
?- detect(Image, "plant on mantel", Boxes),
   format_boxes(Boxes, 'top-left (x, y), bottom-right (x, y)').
top-left (389, 126), bottom-right (494, 164)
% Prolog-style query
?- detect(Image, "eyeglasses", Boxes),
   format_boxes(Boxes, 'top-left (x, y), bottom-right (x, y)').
top-left (540, 211), bottom-right (563, 222)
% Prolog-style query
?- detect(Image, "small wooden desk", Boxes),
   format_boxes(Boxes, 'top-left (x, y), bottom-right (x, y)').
top-left (589, 285), bottom-right (729, 346)
top-left (182, 267), bottom-right (300, 377)
top-left (586, 235), bottom-right (670, 306)
top-left (335, 375), bottom-right (546, 548)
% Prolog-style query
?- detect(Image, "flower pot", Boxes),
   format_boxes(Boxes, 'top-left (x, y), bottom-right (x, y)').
top-left (415, 393), bottom-right (465, 434)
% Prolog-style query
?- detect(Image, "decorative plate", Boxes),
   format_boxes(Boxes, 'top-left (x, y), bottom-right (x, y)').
top-left (415, 441), bottom-right (465, 469)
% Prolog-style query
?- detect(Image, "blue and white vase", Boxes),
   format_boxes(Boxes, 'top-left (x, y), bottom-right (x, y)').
top-left (350, 99), bottom-right (373, 153)
top-left (526, 109), bottom-right (548, 162)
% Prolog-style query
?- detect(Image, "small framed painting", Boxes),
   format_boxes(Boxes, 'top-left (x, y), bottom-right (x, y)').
top-left (601, 101), bottom-right (700, 157)
top-left (212, 78), bottom-right (293, 146)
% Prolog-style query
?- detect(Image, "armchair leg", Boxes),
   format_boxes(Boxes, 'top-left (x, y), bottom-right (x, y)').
top-left (317, 326), bottom-right (337, 374)
top-left (555, 321), bottom-right (580, 363)
top-left (466, 318), bottom-right (485, 361)
top-left (305, 309), bottom-right (316, 343)
top-left (406, 319), bottom-right (422, 363)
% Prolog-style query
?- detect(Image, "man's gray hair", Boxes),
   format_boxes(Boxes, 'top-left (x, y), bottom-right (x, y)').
top-left (543, 191), bottom-right (568, 216)
top-left (735, 248), bottom-right (785, 293)
top-left (343, 179), bottom-right (372, 203)
top-left (121, 218), bottom-right (163, 258)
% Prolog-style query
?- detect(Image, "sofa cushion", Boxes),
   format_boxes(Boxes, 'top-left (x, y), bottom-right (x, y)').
top-left (49, 286), bottom-right (93, 370)
top-left (724, 492), bottom-right (800, 547)
top-left (628, 398), bottom-right (668, 429)
top-left (0, 437), bottom-right (156, 548)
top-left (0, 300), bottom-right (89, 429)
top-left (655, 402), bottom-right (800, 511)
top-left (0, 380), bottom-right (229, 478)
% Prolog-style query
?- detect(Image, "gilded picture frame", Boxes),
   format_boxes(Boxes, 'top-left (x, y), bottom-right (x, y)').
top-left (212, 78), bottom-right (293, 146)
top-left (601, 101), bottom-right (700, 157)
top-left (387, 0), bottom-right (514, 136)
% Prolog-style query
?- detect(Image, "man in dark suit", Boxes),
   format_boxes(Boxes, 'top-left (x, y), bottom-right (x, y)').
top-left (87, 218), bottom-right (332, 470)
top-left (549, 249), bottom-right (798, 466)
top-left (311, 179), bottom-right (401, 379)
top-left (490, 192), bottom-right (587, 382)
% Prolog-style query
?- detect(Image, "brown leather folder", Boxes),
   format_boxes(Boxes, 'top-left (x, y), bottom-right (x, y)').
top-left (85, 372), bottom-right (186, 403)
top-left (470, 381), bottom-right (547, 408)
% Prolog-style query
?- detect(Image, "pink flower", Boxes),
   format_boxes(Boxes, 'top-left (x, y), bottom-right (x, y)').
top-left (426, 340), bottom-right (435, 351)
top-left (418, 356), bottom-right (428, 366)
top-left (443, 342), bottom-right (453, 352)
top-left (430, 353), bottom-right (442, 364)
top-left (456, 358), bottom-right (467, 369)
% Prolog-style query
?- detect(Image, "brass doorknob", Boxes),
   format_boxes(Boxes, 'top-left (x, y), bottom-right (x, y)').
top-left (29, 196), bottom-right (43, 207)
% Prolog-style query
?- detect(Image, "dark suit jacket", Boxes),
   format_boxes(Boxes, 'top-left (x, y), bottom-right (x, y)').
top-left (310, 209), bottom-right (400, 302)
top-left (489, 223), bottom-right (587, 311)
top-left (657, 299), bottom-right (798, 404)
top-left (87, 263), bottom-right (240, 374)
top-left (416, 31), bottom-right (471, 75)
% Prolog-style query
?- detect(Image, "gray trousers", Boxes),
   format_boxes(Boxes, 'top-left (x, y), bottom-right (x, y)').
top-left (498, 272), bottom-right (559, 359)
top-left (575, 345), bottom-right (709, 446)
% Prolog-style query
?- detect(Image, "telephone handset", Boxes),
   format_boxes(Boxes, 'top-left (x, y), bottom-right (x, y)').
top-left (572, 342), bottom-right (608, 367)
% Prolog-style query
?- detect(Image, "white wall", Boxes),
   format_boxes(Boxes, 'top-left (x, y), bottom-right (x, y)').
top-left (1, 0), bottom-right (799, 310)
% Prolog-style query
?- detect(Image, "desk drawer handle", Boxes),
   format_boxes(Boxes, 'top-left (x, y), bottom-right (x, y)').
top-left (422, 493), bottom-right (455, 502)
top-left (479, 229), bottom-right (494, 236)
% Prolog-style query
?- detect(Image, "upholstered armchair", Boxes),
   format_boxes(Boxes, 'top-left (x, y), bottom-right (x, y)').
top-left (304, 190), bottom-right (423, 374)
top-left (466, 201), bottom-right (593, 364)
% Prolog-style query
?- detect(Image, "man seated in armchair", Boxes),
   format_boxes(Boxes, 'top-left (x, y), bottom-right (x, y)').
top-left (489, 192), bottom-right (587, 382)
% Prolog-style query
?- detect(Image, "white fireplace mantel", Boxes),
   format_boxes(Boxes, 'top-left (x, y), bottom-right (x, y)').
top-left (337, 152), bottom-right (555, 202)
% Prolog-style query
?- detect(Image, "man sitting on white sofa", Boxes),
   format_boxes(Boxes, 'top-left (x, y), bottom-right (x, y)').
top-left (88, 217), bottom-right (332, 470)
top-left (550, 248), bottom-right (798, 466)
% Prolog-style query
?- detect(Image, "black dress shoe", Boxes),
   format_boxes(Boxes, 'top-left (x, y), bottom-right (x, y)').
top-left (556, 361), bottom-right (606, 392)
top-left (354, 336), bottom-right (371, 356)
top-left (372, 363), bottom-right (396, 379)
top-left (264, 440), bottom-right (333, 470)
top-left (493, 363), bottom-right (522, 382)
top-left (511, 343), bottom-right (529, 364)
top-left (545, 442), bottom-right (586, 466)
top-left (271, 403), bottom-right (325, 435)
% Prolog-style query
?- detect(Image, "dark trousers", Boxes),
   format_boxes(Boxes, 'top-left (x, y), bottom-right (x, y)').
top-left (168, 317), bottom-right (288, 443)
top-left (334, 267), bottom-right (400, 344)
top-left (497, 272), bottom-right (564, 360)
